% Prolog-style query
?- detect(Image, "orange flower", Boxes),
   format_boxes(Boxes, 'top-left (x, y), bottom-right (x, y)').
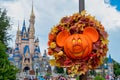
top-left (48, 40), bottom-right (52, 46)
top-left (49, 33), bottom-right (56, 40)
top-left (48, 48), bottom-right (53, 55)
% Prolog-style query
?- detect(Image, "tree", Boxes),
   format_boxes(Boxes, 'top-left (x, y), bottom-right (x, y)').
top-left (54, 66), bottom-right (64, 74)
top-left (0, 8), bottom-right (18, 80)
top-left (114, 62), bottom-right (120, 77)
top-left (0, 8), bottom-right (11, 45)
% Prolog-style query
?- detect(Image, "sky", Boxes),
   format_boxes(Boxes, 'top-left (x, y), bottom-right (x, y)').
top-left (0, 0), bottom-right (120, 63)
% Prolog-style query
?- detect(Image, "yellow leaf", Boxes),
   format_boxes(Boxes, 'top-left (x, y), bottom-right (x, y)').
top-left (49, 59), bottom-right (56, 66)
top-left (50, 42), bottom-right (56, 48)
top-left (51, 26), bottom-right (58, 33)
top-left (81, 10), bottom-right (86, 16)
top-left (80, 71), bottom-right (85, 75)
top-left (95, 21), bottom-right (100, 26)
top-left (100, 37), bottom-right (109, 45)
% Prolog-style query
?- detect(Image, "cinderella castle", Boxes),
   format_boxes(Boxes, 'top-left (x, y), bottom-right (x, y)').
top-left (8, 2), bottom-right (51, 78)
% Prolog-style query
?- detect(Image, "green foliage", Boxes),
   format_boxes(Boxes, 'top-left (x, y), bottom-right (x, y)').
top-left (0, 57), bottom-right (18, 80)
top-left (46, 72), bottom-right (52, 76)
top-left (94, 74), bottom-right (105, 80)
top-left (54, 66), bottom-right (64, 74)
top-left (114, 62), bottom-right (120, 76)
top-left (89, 70), bottom-right (96, 76)
top-left (76, 75), bottom-right (79, 80)
top-left (0, 8), bottom-right (11, 45)
top-left (0, 8), bottom-right (18, 80)
top-left (0, 40), bottom-right (19, 80)
top-left (0, 41), bottom-right (7, 57)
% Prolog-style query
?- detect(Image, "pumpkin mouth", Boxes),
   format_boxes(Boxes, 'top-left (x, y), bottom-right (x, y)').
top-left (74, 51), bottom-right (84, 56)
top-left (73, 45), bottom-right (83, 53)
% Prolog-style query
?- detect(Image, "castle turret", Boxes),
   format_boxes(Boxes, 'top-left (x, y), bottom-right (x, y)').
top-left (35, 37), bottom-right (39, 46)
top-left (15, 23), bottom-right (21, 44)
top-left (107, 54), bottom-right (114, 79)
top-left (29, 1), bottom-right (35, 39)
top-left (29, 1), bottom-right (35, 54)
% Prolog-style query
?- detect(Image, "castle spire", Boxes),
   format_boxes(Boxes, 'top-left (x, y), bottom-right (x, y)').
top-left (29, 0), bottom-right (35, 39)
top-left (31, 0), bottom-right (35, 17)
top-left (17, 21), bottom-right (20, 38)
top-left (108, 54), bottom-right (113, 63)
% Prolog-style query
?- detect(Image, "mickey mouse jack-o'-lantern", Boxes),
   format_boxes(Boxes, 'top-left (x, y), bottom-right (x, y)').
top-left (48, 11), bottom-right (108, 75)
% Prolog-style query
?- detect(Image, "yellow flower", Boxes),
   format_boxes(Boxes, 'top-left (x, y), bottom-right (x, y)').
top-left (81, 10), bottom-right (86, 16)
top-left (51, 26), bottom-right (58, 33)
top-left (50, 42), bottom-right (56, 48)
top-left (49, 59), bottom-right (56, 66)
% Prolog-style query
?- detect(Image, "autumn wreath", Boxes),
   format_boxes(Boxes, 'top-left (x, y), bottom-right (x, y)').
top-left (48, 11), bottom-right (108, 75)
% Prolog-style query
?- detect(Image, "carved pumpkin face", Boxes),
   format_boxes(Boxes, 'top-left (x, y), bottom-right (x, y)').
top-left (56, 27), bottom-right (99, 60)
top-left (64, 34), bottom-right (92, 59)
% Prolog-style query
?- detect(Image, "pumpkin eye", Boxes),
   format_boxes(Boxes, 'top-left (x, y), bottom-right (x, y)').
top-left (72, 39), bottom-right (76, 43)
top-left (78, 38), bottom-right (81, 43)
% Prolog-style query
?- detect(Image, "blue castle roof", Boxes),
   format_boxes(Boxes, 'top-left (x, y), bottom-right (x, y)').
top-left (108, 54), bottom-right (113, 63)
top-left (34, 46), bottom-right (40, 53)
top-left (35, 37), bottom-right (39, 42)
top-left (14, 44), bottom-right (19, 52)
top-left (24, 45), bottom-right (30, 56)
top-left (21, 20), bottom-right (27, 36)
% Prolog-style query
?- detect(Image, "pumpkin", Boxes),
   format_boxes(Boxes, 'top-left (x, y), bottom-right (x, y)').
top-left (56, 27), bottom-right (99, 59)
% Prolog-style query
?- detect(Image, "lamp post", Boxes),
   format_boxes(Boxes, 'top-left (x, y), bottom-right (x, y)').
top-left (79, 0), bottom-right (85, 13)
top-left (79, 0), bottom-right (88, 79)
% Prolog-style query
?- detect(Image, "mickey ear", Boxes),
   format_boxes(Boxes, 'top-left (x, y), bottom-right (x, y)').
top-left (83, 27), bottom-right (99, 42)
top-left (56, 30), bottom-right (70, 47)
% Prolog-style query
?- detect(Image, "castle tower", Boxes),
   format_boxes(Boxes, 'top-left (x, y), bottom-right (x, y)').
top-left (15, 23), bottom-right (20, 44)
top-left (107, 54), bottom-right (114, 79)
top-left (29, 1), bottom-right (35, 55)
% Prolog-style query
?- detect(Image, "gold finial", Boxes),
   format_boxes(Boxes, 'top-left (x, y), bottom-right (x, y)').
top-left (31, 0), bottom-right (34, 16)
